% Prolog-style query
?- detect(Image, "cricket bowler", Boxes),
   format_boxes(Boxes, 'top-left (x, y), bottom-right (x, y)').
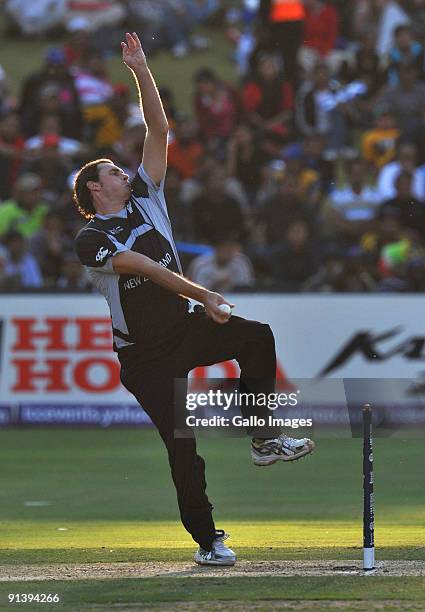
top-left (74, 33), bottom-right (315, 566)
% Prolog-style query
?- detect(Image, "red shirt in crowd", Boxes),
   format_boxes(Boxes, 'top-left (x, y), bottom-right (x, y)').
top-left (303, 3), bottom-right (339, 56)
top-left (168, 139), bottom-right (203, 179)
top-left (242, 80), bottom-right (294, 119)
top-left (194, 86), bottom-right (238, 142)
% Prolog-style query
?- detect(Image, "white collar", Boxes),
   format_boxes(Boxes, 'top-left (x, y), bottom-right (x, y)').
top-left (95, 206), bottom-right (127, 220)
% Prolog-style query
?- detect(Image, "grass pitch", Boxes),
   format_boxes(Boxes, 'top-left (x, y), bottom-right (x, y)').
top-left (0, 429), bottom-right (423, 609)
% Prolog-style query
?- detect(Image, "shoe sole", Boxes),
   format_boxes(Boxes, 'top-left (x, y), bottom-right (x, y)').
top-left (252, 441), bottom-right (316, 466)
top-left (194, 557), bottom-right (236, 566)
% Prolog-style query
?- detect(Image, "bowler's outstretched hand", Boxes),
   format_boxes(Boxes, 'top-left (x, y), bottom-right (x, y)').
top-left (121, 32), bottom-right (146, 70)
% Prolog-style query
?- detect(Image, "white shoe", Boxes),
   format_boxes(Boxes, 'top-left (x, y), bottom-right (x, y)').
top-left (251, 433), bottom-right (315, 466)
top-left (194, 530), bottom-right (236, 566)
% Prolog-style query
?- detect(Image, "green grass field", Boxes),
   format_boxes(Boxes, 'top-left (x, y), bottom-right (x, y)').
top-left (0, 429), bottom-right (423, 609)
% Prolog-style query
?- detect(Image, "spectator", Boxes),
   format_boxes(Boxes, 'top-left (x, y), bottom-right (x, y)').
top-left (0, 173), bottom-right (49, 238)
top-left (379, 171), bottom-right (425, 238)
top-left (179, 153), bottom-right (220, 206)
top-left (377, 0), bottom-right (411, 57)
top-left (377, 142), bottom-right (425, 202)
top-left (168, 117), bottom-right (203, 180)
top-left (56, 252), bottom-right (92, 291)
top-left (270, 219), bottom-right (318, 290)
top-left (20, 47), bottom-right (82, 139)
top-left (157, 0), bottom-right (211, 58)
top-left (29, 83), bottom-right (83, 142)
top-left (360, 207), bottom-right (405, 262)
top-left (259, 0), bottom-right (305, 85)
top-left (4, 0), bottom-right (67, 36)
top-left (112, 123), bottom-right (146, 177)
top-left (254, 158), bottom-right (287, 210)
top-left (227, 123), bottom-right (266, 203)
top-left (281, 144), bottom-right (322, 206)
top-left (242, 52), bottom-right (294, 134)
top-left (193, 68), bottom-right (238, 146)
top-left (235, 17), bottom-right (263, 78)
top-left (377, 255), bottom-right (425, 292)
top-left (65, 0), bottom-right (126, 32)
top-left (362, 107), bottom-right (400, 170)
top-left (0, 111), bottom-right (25, 200)
top-left (159, 87), bottom-right (179, 130)
top-left (63, 17), bottom-right (91, 68)
top-left (191, 163), bottom-right (247, 244)
top-left (302, 251), bottom-right (345, 292)
top-left (163, 167), bottom-right (194, 242)
top-left (324, 159), bottom-right (382, 245)
top-left (304, 249), bottom-right (376, 292)
top-left (72, 48), bottom-right (115, 107)
top-left (2, 230), bottom-right (43, 289)
top-left (379, 62), bottom-right (425, 137)
top-left (387, 24), bottom-right (425, 86)
top-left (29, 212), bottom-right (74, 285)
top-left (302, 134), bottom-right (335, 193)
top-left (24, 113), bottom-right (84, 159)
top-left (339, 33), bottom-right (386, 101)
top-left (375, 231), bottom-right (425, 291)
top-left (300, 0), bottom-right (339, 68)
top-left (187, 236), bottom-right (255, 291)
top-left (350, 0), bottom-right (385, 42)
top-left (22, 140), bottom-right (71, 204)
top-left (296, 62), bottom-right (349, 153)
top-left (73, 48), bottom-right (122, 147)
top-left (259, 173), bottom-right (311, 247)
top-left (52, 171), bottom-right (88, 236)
top-left (404, 257), bottom-right (425, 292)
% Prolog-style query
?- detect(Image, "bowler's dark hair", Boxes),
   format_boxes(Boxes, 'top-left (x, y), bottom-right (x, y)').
top-left (73, 158), bottom-right (112, 219)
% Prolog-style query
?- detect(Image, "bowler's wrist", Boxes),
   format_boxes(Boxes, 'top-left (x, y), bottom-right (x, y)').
top-left (196, 288), bottom-right (213, 305)
top-left (131, 62), bottom-right (148, 75)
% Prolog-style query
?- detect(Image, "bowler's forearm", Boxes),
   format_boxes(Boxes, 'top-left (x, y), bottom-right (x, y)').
top-left (148, 261), bottom-right (209, 303)
top-left (131, 64), bottom-right (168, 133)
top-left (113, 250), bottom-right (209, 303)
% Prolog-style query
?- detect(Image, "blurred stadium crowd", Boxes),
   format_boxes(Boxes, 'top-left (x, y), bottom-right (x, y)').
top-left (0, 0), bottom-right (424, 293)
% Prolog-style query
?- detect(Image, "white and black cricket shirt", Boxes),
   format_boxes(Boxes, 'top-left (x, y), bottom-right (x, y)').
top-left (75, 165), bottom-right (190, 356)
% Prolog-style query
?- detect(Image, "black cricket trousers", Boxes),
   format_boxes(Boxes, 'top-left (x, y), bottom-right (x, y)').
top-left (118, 309), bottom-right (279, 551)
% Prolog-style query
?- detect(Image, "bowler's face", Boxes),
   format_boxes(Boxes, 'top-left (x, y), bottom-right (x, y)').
top-left (97, 163), bottom-right (131, 200)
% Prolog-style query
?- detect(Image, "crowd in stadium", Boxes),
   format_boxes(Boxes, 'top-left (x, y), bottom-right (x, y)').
top-left (0, 0), bottom-right (424, 293)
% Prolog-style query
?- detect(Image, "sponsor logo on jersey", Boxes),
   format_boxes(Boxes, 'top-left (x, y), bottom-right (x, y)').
top-left (109, 226), bottom-right (124, 236)
top-left (96, 246), bottom-right (110, 262)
